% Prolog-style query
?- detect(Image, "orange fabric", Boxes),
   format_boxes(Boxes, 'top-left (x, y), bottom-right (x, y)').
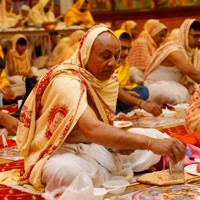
top-left (171, 132), bottom-right (200, 147)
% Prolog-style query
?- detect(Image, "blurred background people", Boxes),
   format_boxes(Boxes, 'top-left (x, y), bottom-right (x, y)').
top-left (64, 0), bottom-right (95, 27)
top-left (17, 4), bottom-right (30, 27)
top-left (128, 21), bottom-right (168, 84)
top-left (0, 0), bottom-right (20, 28)
top-left (120, 20), bottom-right (138, 40)
top-left (6, 34), bottom-right (33, 84)
top-left (47, 30), bottom-right (85, 69)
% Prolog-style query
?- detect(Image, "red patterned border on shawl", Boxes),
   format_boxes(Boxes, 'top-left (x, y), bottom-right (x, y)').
top-left (160, 124), bottom-right (188, 136)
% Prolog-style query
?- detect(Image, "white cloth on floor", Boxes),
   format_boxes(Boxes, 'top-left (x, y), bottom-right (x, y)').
top-left (121, 128), bottom-right (170, 172)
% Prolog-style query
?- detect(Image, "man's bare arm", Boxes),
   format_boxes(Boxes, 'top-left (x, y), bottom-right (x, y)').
top-left (77, 105), bottom-right (185, 164)
top-left (167, 51), bottom-right (200, 83)
top-left (118, 88), bottom-right (162, 116)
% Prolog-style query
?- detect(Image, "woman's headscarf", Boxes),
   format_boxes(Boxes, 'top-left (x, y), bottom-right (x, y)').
top-left (47, 30), bottom-right (85, 69)
top-left (8, 34), bottom-right (32, 76)
top-left (64, 0), bottom-right (95, 27)
top-left (17, 26), bottom-right (120, 191)
top-left (144, 19), bottom-right (200, 79)
top-left (120, 20), bottom-right (137, 39)
top-left (0, 0), bottom-right (18, 27)
top-left (27, 0), bottom-right (55, 26)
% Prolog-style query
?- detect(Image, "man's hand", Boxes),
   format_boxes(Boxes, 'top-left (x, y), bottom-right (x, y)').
top-left (127, 91), bottom-right (140, 98)
top-left (150, 138), bottom-right (185, 164)
top-left (1, 113), bottom-right (18, 136)
top-left (2, 87), bottom-right (15, 101)
top-left (141, 101), bottom-right (162, 117)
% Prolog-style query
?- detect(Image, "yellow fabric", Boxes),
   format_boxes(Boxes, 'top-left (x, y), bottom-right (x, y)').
top-left (144, 19), bottom-right (200, 80)
top-left (0, 70), bottom-right (10, 89)
top-left (27, 0), bottom-right (55, 26)
top-left (186, 85), bottom-right (200, 132)
top-left (64, 0), bottom-right (95, 27)
top-left (15, 26), bottom-right (119, 191)
top-left (47, 30), bottom-right (85, 69)
top-left (7, 34), bottom-right (33, 77)
top-left (0, 169), bottom-right (20, 186)
top-left (0, 0), bottom-right (18, 28)
top-left (114, 30), bottom-right (137, 90)
top-left (0, 45), bottom-right (10, 89)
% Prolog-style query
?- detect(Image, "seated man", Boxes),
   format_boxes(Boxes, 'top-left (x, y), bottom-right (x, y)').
top-left (144, 19), bottom-right (200, 105)
top-left (17, 4), bottom-right (30, 27)
top-left (185, 84), bottom-right (200, 132)
top-left (114, 30), bottom-right (162, 116)
top-left (6, 34), bottom-right (33, 78)
top-left (27, 0), bottom-right (57, 29)
top-left (64, 0), bottom-right (95, 27)
top-left (16, 26), bottom-right (185, 193)
top-left (0, 0), bottom-right (20, 28)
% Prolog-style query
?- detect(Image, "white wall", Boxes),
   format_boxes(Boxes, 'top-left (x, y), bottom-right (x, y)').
top-left (60, 0), bottom-right (73, 14)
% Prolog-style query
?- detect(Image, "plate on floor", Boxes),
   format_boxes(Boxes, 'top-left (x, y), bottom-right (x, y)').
top-left (185, 164), bottom-right (200, 176)
top-left (114, 121), bottom-right (133, 128)
top-left (132, 185), bottom-right (200, 200)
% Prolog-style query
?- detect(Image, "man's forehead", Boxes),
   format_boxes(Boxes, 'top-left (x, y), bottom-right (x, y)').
top-left (95, 32), bottom-right (119, 45)
top-left (190, 29), bottom-right (200, 35)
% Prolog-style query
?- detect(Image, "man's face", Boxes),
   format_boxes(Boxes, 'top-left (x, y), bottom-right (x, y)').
top-left (86, 32), bottom-right (120, 81)
top-left (44, 0), bottom-right (52, 12)
top-left (6, 0), bottom-right (12, 12)
top-left (188, 29), bottom-right (200, 48)
top-left (119, 39), bottom-right (132, 63)
top-left (152, 29), bottom-right (168, 46)
top-left (21, 10), bottom-right (29, 17)
top-left (79, 2), bottom-right (88, 12)
top-left (16, 44), bottom-right (27, 54)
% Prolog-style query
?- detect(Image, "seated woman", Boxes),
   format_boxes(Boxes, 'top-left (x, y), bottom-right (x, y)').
top-left (47, 30), bottom-right (85, 69)
top-left (0, 0), bottom-right (20, 28)
top-left (144, 19), bottom-right (200, 105)
top-left (6, 34), bottom-right (33, 85)
top-left (64, 0), bottom-right (95, 27)
top-left (128, 20), bottom-right (168, 84)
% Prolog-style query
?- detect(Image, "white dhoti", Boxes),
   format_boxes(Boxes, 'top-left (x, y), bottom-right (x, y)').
top-left (42, 128), bottom-right (168, 192)
top-left (42, 143), bottom-right (133, 192)
top-left (144, 66), bottom-right (191, 105)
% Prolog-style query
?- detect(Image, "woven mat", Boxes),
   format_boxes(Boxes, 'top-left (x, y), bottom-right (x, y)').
top-left (0, 160), bottom-right (44, 200)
